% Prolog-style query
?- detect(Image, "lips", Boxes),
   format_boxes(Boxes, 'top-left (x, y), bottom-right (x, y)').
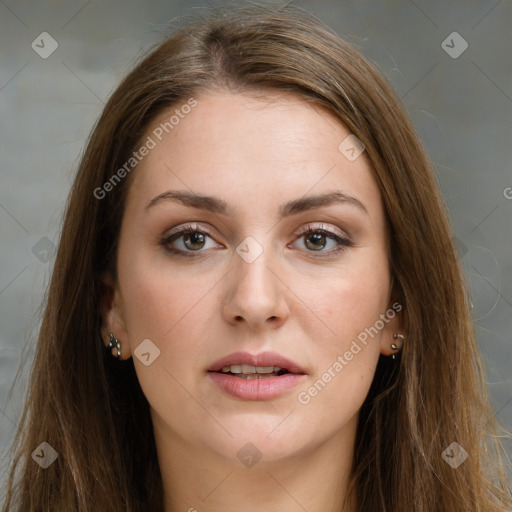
top-left (208, 351), bottom-right (306, 375)
top-left (207, 351), bottom-right (307, 400)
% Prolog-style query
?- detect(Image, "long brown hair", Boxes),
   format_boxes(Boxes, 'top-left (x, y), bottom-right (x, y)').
top-left (3, 4), bottom-right (511, 511)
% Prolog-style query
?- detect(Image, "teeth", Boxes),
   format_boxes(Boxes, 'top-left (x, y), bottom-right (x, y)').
top-left (256, 366), bottom-right (276, 374)
top-left (220, 365), bottom-right (283, 374)
top-left (241, 364), bottom-right (254, 374)
top-left (232, 373), bottom-right (280, 379)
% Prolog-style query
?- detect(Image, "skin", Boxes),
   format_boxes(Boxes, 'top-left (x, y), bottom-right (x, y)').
top-left (100, 91), bottom-right (405, 512)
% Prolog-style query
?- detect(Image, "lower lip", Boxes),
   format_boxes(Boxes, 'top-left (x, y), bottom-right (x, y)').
top-left (208, 372), bottom-right (306, 401)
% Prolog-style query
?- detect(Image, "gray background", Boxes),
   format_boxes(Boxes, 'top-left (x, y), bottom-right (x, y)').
top-left (1, 0), bottom-right (511, 492)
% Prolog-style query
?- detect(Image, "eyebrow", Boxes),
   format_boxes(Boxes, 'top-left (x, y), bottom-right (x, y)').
top-left (145, 189), bottom-right (369, 217)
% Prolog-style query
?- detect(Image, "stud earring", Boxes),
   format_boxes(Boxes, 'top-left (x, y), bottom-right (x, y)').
top-left (107, 332), bottom-right (122, 359)
top-left (391, 333), bottom-right (405, 360)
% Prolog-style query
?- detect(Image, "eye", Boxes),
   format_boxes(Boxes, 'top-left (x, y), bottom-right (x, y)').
top-left (160, 223), bottom-right (221, 257)
top-left (291, 224), bottom-right (352, 256)
top-left (160, 223), bottom-right (352, 258)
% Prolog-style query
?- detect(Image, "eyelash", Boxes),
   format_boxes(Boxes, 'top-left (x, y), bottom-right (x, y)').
top-left (160, 223), bottom-right (352, 258)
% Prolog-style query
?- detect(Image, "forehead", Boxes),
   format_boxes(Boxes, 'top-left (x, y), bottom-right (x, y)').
top-left (125, 91), bottom-right (384, 223)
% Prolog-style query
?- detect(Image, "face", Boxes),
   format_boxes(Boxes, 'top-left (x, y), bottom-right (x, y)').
top-left (101, 90), bottom-right (403, 467)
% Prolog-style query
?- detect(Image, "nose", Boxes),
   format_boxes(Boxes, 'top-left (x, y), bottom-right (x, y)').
top-left (221, 239), bottom-right (290, 331)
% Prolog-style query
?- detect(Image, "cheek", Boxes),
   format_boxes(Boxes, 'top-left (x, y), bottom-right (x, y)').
top-left (117, 253), bottom-right (215, 419)
top-left (292, 252), bottom-right (390, 350)
top-left (291, 252), bottom-right (389, 409)
top-left (118, 250), bottom-right (216, 364)
top-left (293, 277), bottom-right (385, 423)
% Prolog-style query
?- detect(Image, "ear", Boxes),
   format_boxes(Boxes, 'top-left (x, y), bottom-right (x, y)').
top-left (99, 272), bottom-right (132, 360)
top-left (379, 294), bottom-right (406, 357)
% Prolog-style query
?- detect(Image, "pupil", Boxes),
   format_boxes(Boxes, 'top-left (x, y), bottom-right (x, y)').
top-left (305, 233), bottom-right (325, 251)
top-left (185, 232), bottom-right (205, 250)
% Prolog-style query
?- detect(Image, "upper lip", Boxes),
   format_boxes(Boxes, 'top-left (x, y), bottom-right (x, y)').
top-left (208, 351), bottom-right (306, 374)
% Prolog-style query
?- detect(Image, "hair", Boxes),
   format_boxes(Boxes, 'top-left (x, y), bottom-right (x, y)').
top-left (3, 3), bottom-right (511, 511)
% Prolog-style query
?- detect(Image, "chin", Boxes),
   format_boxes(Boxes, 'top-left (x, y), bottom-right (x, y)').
top-left (208, 417), bottom-right (315, 464)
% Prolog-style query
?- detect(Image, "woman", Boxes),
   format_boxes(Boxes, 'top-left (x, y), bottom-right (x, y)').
top-left (3, 4), bottom-right (511, 511)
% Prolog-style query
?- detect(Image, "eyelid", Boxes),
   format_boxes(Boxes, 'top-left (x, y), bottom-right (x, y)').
top-left (294, 222), bottom-right (348, 240)
top-left (164, 221), bottom-right (348, 241)
top-left (163, 222), bottom-right (215, 239)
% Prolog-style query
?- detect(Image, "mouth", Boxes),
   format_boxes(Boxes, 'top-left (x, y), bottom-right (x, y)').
top-left (207, 352), bottom-right (307, 401)
top-left (207, 351), bottom-right (306, 377)
top-left (215, 364), bottom-right (291, 379)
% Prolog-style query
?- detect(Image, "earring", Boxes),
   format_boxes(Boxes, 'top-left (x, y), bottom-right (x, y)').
top-left (107, 332), bottom-right (122, 359)
top-left (391, 333), bottom-right (405, 360)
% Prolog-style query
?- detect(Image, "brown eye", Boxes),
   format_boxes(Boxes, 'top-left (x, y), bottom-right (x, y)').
top-left (292, 226), bottom-right (352, 257)
top-left (160, 224), bottom-right (221, 257)
top-left (304, 232), bottom-right (328, 251)
top-left (182, 231), bottom-right (207, 250)
top-left (165, 229), bottom-right (213, 252)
